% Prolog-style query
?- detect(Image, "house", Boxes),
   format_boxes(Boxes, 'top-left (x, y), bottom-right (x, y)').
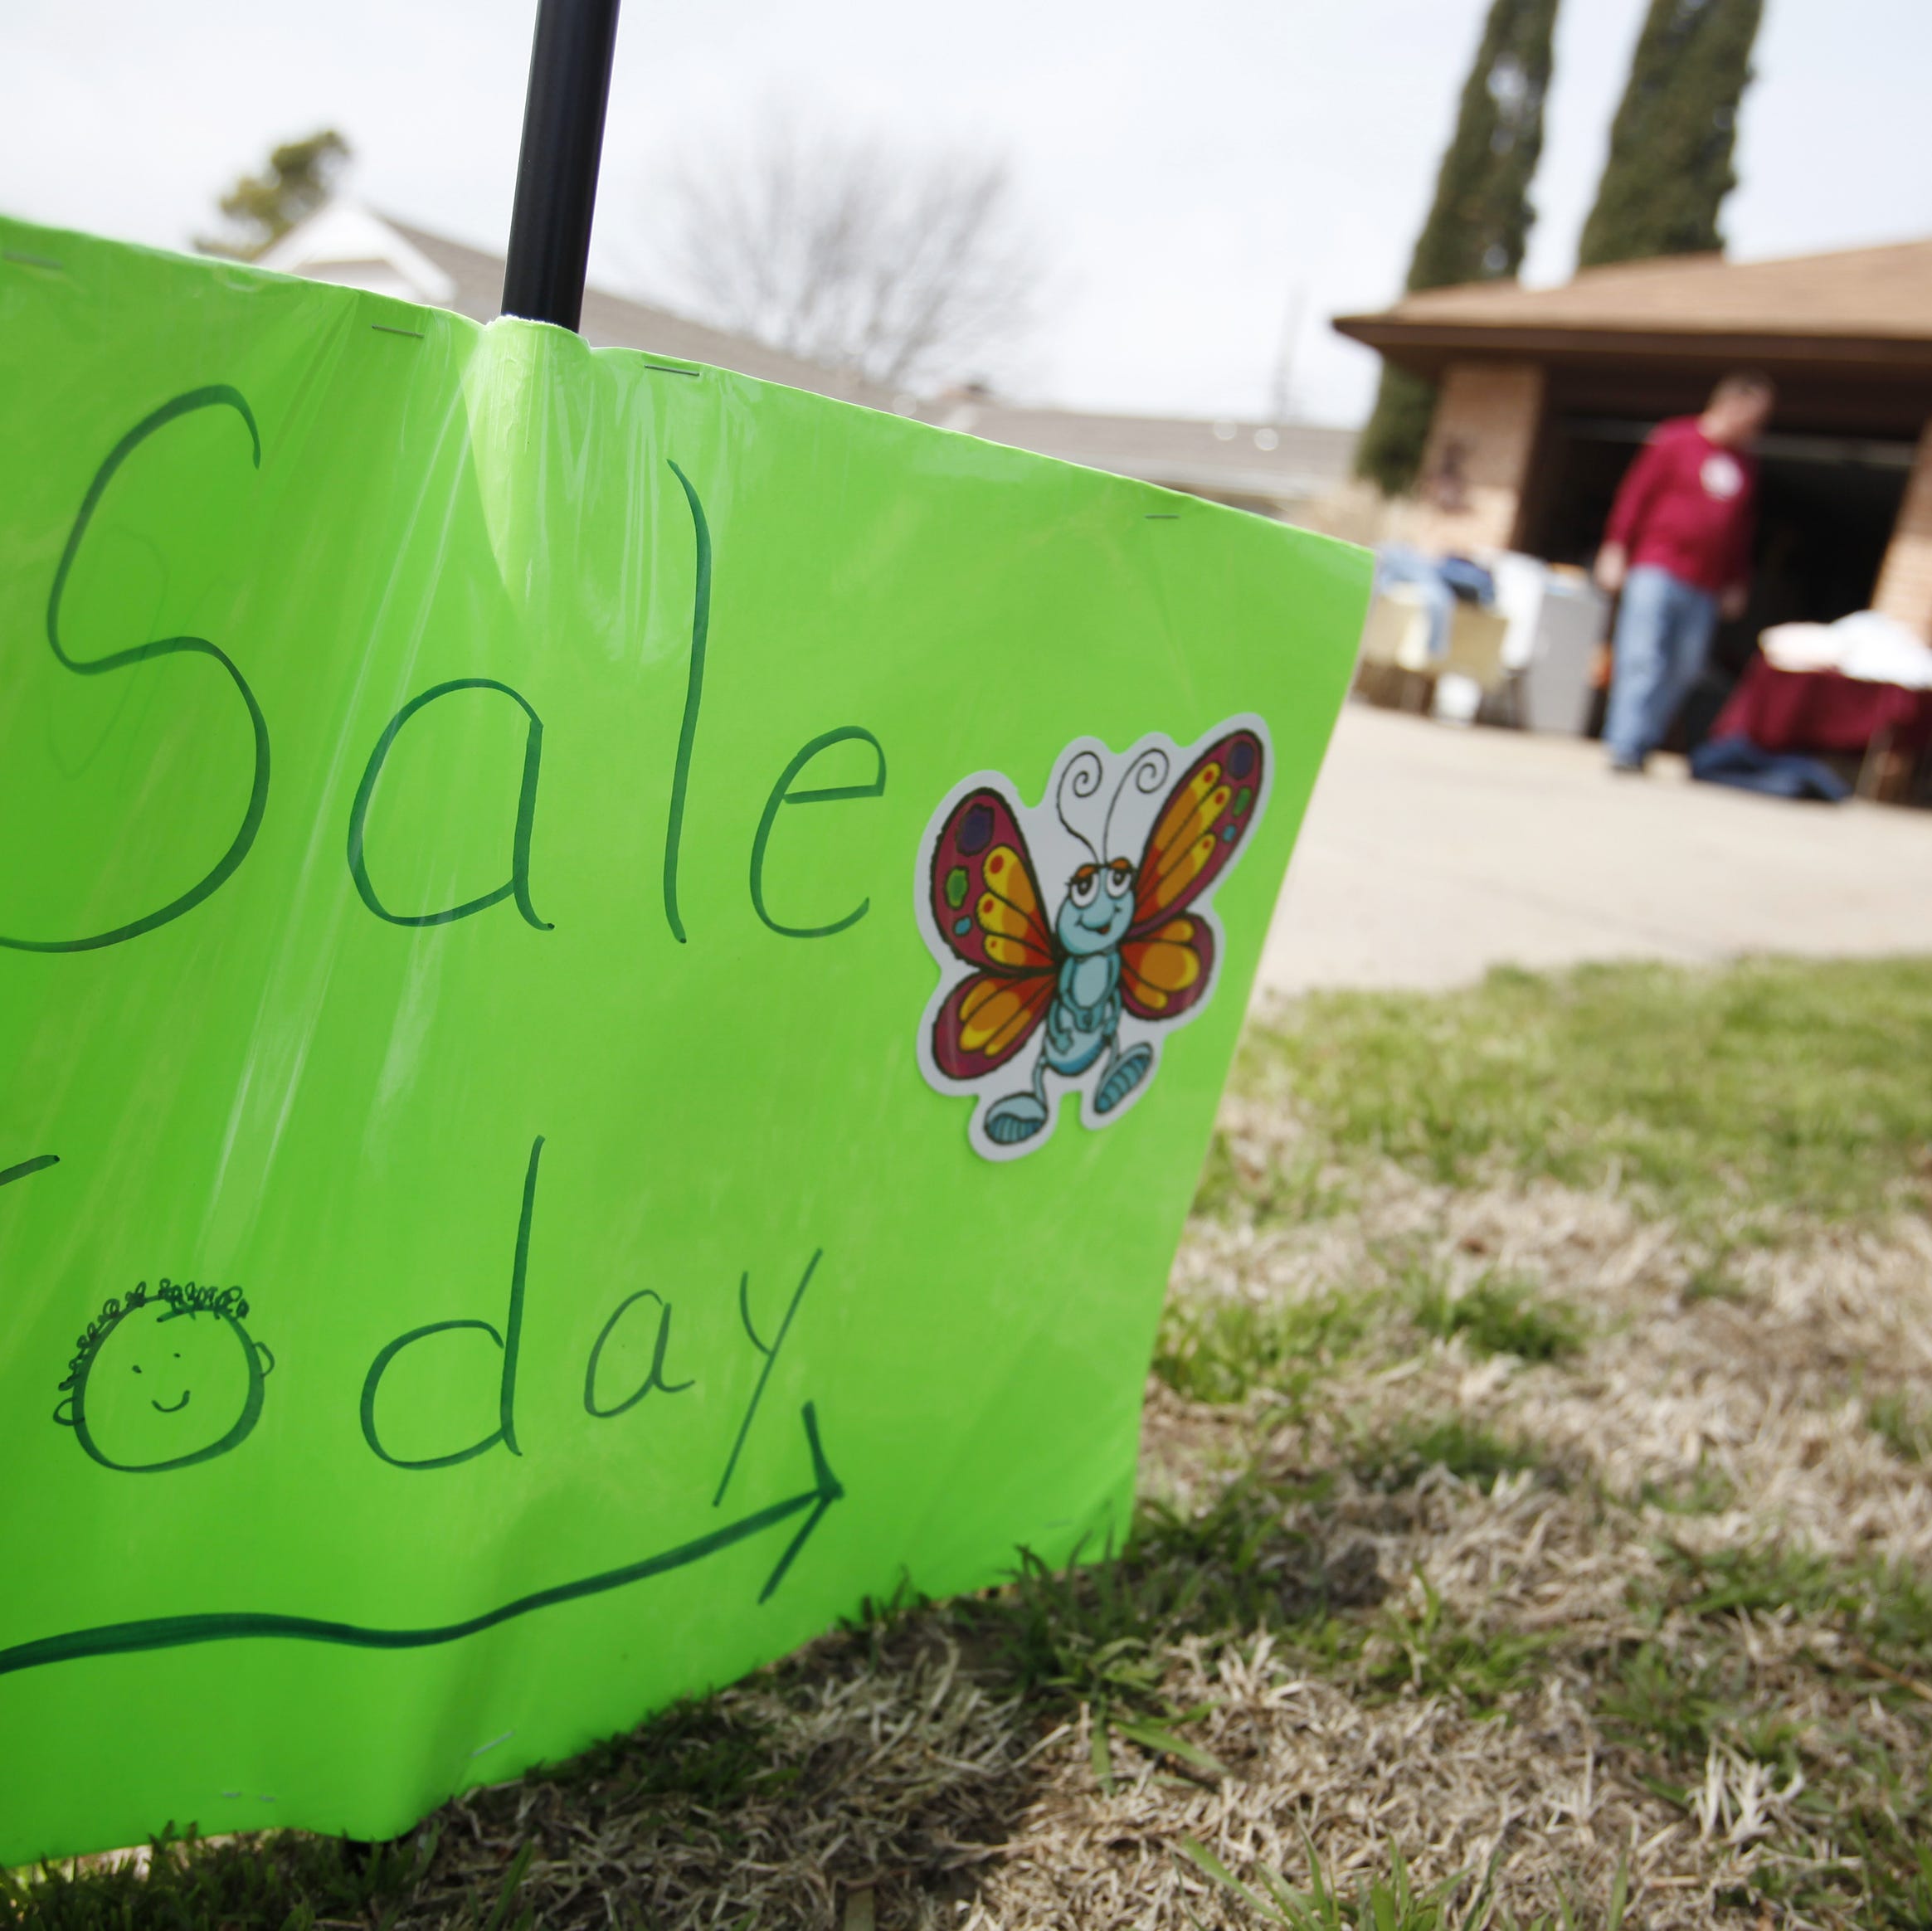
top-left (917, 389), bottom-right (1355, 523)
top-left (1334, 239), bottom-right (1932, 640)
top-left (257, 205), bottom-right (1355, 523)
top-left (255, 202), bottom-right (888, 405)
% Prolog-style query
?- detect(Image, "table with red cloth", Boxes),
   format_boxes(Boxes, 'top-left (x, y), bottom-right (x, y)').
top-left (1711, 656), bottom-right (1932, 755)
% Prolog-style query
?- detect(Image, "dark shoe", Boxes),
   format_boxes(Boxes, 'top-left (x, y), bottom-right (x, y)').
top-left (1608, 756), bottom-right (1647, 776)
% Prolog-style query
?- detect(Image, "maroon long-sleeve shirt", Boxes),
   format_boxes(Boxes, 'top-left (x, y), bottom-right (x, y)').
top-left (1604, 416), bottom-right (1757, 595)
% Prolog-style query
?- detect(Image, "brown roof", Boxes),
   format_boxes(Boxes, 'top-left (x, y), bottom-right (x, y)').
top-left (1335, 237), bottom-right (1932, 377)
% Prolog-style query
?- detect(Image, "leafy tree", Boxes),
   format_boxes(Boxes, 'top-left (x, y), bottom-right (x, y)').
top-left (1355, 0), bottom-right (1560, 497)
top-left (198, 130), bottom-right (352, 260)
top-left (1577, 0), bottom-right (1761, 268)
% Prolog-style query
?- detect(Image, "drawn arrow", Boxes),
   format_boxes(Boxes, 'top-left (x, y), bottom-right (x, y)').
top-left (0, 1401), bottom-right (841, 1681)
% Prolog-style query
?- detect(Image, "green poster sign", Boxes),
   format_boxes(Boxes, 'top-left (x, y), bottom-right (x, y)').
top-left (0, 214), bottom-right (1367, 1861)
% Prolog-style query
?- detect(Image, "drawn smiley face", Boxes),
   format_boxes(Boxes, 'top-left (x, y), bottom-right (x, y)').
top-left (56, 1287), bottom-right (273, 1473)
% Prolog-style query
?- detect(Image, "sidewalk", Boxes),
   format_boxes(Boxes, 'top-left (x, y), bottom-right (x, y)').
top-left (1258, 703), bottom-right (1932, 996)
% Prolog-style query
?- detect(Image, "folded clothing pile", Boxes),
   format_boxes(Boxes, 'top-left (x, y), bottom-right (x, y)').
top-left (1690, 734), bottom-right (1851, 803)
top-left (1759, 610), bottom-right (1932, 689)
top-left (1370, 544), bottom-right (1499, 664)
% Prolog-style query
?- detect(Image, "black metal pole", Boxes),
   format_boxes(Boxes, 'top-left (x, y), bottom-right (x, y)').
top-left (500, 0), bottom-right (621, 330)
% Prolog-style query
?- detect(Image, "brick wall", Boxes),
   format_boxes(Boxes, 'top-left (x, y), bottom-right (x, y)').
top-left (1408, 360), bottom-right (1546, 555)
top-left (1872, 420), bottom-right (1932, 640)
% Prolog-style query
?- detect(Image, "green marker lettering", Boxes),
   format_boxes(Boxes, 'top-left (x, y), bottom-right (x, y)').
top-left (360, 1136), bottom-right (544, 1470)
top-left (582, 1290), bottom-right (693, 1418)
top-left (346, 679), bottom-right (552, 930)
top-left (0, 387), bottom-right (268, 954)
top-left (749, 728), bottom-right (887, 939)
top-left (661, 460), bottom-right (711, 944)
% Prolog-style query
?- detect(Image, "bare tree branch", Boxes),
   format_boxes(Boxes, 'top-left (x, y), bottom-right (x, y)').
top-left (655, 118), bottom-right (1038, 391)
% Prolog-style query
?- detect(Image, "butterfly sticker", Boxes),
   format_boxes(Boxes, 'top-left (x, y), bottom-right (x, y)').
top-left (914, 719), bottom-right (1271, 1160)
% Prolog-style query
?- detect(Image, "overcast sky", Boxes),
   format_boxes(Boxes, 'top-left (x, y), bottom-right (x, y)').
top-left (5, 0), bottom-right (1928, 425)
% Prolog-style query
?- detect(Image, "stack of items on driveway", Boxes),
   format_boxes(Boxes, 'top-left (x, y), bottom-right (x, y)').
top-left (1355, 544), bottom-right (1606, 734)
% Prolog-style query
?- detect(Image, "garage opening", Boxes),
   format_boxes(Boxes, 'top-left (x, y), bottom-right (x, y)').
top-left (1522, 416), bottom-right (1915, 742)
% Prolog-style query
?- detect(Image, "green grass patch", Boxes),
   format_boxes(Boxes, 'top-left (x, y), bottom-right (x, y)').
top-left (1191, 1128), bottom-right (1347, 1225)
top-left (1682, 1251), bottom-right (1754, 1302)
top-left (1596, 1639), bottom-right (1728, 1765)
top-left (1154, 1287), bottom-right (1375, 1405)
top-left (1867, 1389), bottom-right (1932, 1465)
top-left (1177, 1834), bottom-right (1523, 1931)
top-left (1238, 957), bottom-right (1932, 1225)
top-left (1595, 1640), bottom-right (1805, 1781)
top-left (1593, 1623), bottom-right (1932, 1924)
top-left (1654, 1537), bottom-right (1848, 1626)
top-left (546, 1695), bottom-right (792, 1807)
top-left (983, 1469), bottom-right (1378, 1715)
top-left (1365, 1573), bottom-right (1550, 1713)
top-left (1350, 1414), bottom-right (1545, 1494)
top-left (1409, 1267), bottom-right (1583, 1363)
top-left (1652, 1539), bottom-right (1932, 1670)
top-left (1180, 1834), bottom-right (1628, 1931)
top-left (1628, 1458), bottom-right (1737, 1516)
top-left (2, 1825), bottom-right (443, 1931)
top-left (979, 1472), bottom-right (1393, 1794)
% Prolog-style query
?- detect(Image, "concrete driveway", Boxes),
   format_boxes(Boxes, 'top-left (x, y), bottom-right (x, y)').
top-left (1258, 703), bottom-right (1932, 997)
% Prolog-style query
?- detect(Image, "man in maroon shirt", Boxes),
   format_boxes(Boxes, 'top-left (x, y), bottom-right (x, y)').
top-left (1594, 372), bottom-right (1774, 771)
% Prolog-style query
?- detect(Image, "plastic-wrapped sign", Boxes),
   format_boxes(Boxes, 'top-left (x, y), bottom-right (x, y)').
top-left (0, 215), bottom-right (1368, 1860)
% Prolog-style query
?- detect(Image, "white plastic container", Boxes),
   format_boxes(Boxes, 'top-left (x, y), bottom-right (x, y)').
top-left (1488, 552), bottom-right (1606, 735)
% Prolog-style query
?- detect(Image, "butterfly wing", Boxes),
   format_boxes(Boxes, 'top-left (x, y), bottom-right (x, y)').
top-left (927, 786), bottom-right (1060, 1079)
top-left (1121, 914), bottom-right (1217, 1024)
top-left (1121, 727), bottom-right (1264, 1022)
top-left (929, 786), bottom-right (1058, 974)
top-left (932, 970), bottom-right (1058, 1080)
top-left (1130, 727), bottom-right (1266, 932)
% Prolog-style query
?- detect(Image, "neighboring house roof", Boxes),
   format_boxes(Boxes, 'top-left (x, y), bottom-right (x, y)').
top-left (258, 202), bottom-right (888, 405)
top-left (1335, 237), bottom-right (1932, 378)
top-left (259, 204), bottom-right (1357, 513)
top-left (917, 396), bottom-right (1355, 513)
top-left (254, 202), bottom-right (459, 307)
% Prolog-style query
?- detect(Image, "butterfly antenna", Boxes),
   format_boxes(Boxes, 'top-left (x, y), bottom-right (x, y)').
top-left (1055, 750), bottom-right (1102, 861)
top-left (1105, 747), bottom-right (1170, 859)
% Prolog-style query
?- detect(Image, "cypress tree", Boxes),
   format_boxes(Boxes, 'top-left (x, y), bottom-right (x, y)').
top-left (1577, 0), bottom-right (1762, 269)
top-left (1355, 0), bottom-right (1559, 497)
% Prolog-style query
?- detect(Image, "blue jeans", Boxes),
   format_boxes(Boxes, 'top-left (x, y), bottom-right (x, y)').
top-left (1604, 565), bottom-right (1720, 766)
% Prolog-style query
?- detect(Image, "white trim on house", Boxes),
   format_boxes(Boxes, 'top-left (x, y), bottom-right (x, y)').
top-left (257, 202), bottom-right (456, 307)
